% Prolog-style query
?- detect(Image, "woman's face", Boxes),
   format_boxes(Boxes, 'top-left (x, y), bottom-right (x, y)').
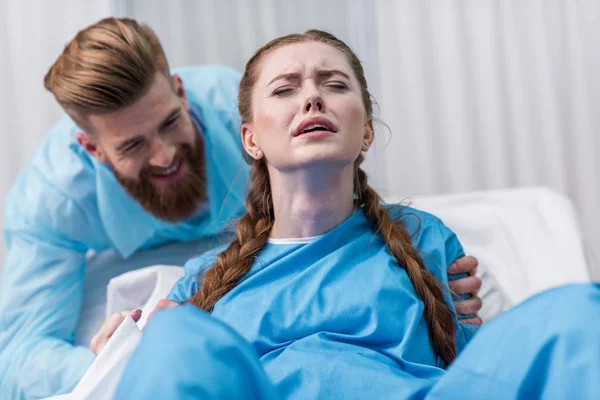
top-left (242, 41), bottom-right (373, 172)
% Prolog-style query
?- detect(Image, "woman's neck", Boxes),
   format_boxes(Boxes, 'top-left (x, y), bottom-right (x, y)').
top-left (268, 165), bottom-right (355, 239)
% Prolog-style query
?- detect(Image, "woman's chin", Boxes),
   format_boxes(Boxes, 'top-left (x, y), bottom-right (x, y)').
top-left (270, 155), bottom-right (358, 173)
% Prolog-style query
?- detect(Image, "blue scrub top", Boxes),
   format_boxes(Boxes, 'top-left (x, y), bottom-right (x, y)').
top-left (0, 65), bottom-right (249, 399)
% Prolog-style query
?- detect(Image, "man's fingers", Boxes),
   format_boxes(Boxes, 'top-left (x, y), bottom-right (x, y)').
top-left (454, 296), bottom-right (483, 315)
top-left (460, 316), bottom-right (483, 326)
top-left (448, 256), bottom-right (479, 275)
top-left (449, 275), bottom-right (482, 295)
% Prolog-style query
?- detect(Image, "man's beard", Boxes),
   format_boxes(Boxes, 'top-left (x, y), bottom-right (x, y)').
top-left (111, 138), bottom-right (207, 222)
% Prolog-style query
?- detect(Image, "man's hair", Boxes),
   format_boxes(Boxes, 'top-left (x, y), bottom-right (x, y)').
top-left (44, 17), bottom-right (171, 128)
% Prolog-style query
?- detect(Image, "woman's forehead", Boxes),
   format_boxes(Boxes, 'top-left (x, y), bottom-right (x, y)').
top-left (257, 42), bottom-right (353, 84)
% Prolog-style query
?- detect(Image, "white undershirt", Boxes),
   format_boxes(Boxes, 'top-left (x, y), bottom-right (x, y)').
top-left (267, 210), bottom-right (358, 245)
top-left (267, 235), bottom-right (323, 245)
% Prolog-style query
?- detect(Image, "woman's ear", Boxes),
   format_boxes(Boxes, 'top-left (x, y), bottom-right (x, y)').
top-left (241, 124), bottom-right (264, 160)
top-left (362, 120), bottom-right (375, 151)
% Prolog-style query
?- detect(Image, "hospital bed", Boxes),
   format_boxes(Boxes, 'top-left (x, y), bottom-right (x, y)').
top-left (57, 186), bottom-right (592, 399)
top-left (75, 186), bottom-right (592, 347)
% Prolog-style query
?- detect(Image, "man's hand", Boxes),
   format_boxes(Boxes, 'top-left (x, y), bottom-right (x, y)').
top-left (449, 256), bottom-right (483, 326)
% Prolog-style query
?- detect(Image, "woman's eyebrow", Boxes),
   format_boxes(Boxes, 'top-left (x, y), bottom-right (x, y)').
top-left (268, 72), bottom-right (300, 86)
top-left (267, 69), bottom-right (350, 86)
top-left (317, 69), bottom-right (350, 80)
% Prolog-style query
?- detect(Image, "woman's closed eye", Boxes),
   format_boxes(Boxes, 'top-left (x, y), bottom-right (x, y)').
top-left (271, 86), bottom-right (295, 97)
top-left (326, 81), bottom-right (349, 91)
top-left (272, 82), bottom-right (348, 97)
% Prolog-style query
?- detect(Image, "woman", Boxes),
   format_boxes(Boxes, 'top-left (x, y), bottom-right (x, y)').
top-left (104, 30), bottom-right (599, 399)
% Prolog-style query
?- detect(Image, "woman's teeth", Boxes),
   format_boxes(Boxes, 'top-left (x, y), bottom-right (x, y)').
top-left (303, 124), bottom-right (328, 133)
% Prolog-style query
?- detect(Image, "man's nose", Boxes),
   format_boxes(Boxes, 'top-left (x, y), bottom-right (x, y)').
top-left (148, 136), bottom-right (176, 168)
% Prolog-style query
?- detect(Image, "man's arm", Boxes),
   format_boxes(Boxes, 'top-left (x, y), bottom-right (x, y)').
top-left (0, 213), bottom-right (95, 399)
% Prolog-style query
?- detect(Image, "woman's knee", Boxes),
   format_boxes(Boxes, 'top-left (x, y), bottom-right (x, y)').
top-left (143, 304), bottom-right (253, 359)
top-left (524, 283), bottom-right (600, 321)
top-left (493, 282), bottom-right (600, 340)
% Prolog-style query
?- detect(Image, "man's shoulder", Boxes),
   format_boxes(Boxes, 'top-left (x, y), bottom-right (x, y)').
top-left (7, 116), bottom-right (99, 222)
top-left (173, 65), bottom-right (241, 84)
top-left (173, 65), bottom-right (241, 110)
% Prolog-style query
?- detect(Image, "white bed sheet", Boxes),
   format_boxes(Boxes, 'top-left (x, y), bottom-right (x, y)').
top-left (47, 317), bottom-right (141, 400)
top-left (75, 235), bottom-right (231, 347)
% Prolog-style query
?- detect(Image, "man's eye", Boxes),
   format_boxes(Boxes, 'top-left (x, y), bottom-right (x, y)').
top-left (165, 116), bottom-right (179, 128)
top-left (122, 141), bottom-right (142, 154)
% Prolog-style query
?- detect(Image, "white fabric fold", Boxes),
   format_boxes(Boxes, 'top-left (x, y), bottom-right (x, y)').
top-left (44, 316), bottom-right (141, 400)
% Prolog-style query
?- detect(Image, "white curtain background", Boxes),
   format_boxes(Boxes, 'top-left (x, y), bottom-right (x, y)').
top-left (0, 0), bottom-right (126, 275)
top-left (1, 0), bottom-right (599, 278)
top-left (374, 0), bottom-right (600, 278)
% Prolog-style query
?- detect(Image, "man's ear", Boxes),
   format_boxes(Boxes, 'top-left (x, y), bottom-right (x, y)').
top-left (77, 132), bottom-right (107, 163)
top-left (241, 124), bottom-right (263, 160)
top-left (172, 74), bottom-right (190, 112)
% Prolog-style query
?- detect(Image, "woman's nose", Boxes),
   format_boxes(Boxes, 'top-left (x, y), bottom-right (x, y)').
top-left (302, 85), bottom-right (326, 114)
top-left (301, 80), bottom-right (327, 114)
top-left (304, 96), bottom-right (325, 113)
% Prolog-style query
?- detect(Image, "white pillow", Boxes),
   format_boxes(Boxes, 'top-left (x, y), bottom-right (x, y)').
top-left (405, 186), bottom-right (591, 321)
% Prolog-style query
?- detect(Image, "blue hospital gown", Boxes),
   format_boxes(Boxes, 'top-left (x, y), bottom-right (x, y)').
top-left (121, 206), bottom-right (477, 399)
top-left (116, 206), bottom-right (600, 399)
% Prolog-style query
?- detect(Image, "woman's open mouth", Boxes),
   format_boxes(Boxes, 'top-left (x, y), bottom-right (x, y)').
top-left (293, 116), bottom-right (338, 138)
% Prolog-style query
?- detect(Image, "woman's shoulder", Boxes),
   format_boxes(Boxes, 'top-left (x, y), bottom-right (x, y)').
top-left (183, 243), bottom-right (230, 274)
top-left (168, 243), bottom-right (232, 303)
top-left (384, 203), bottom-right (446, 235)
top-left (383, 203), bottom-right (462, 254)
